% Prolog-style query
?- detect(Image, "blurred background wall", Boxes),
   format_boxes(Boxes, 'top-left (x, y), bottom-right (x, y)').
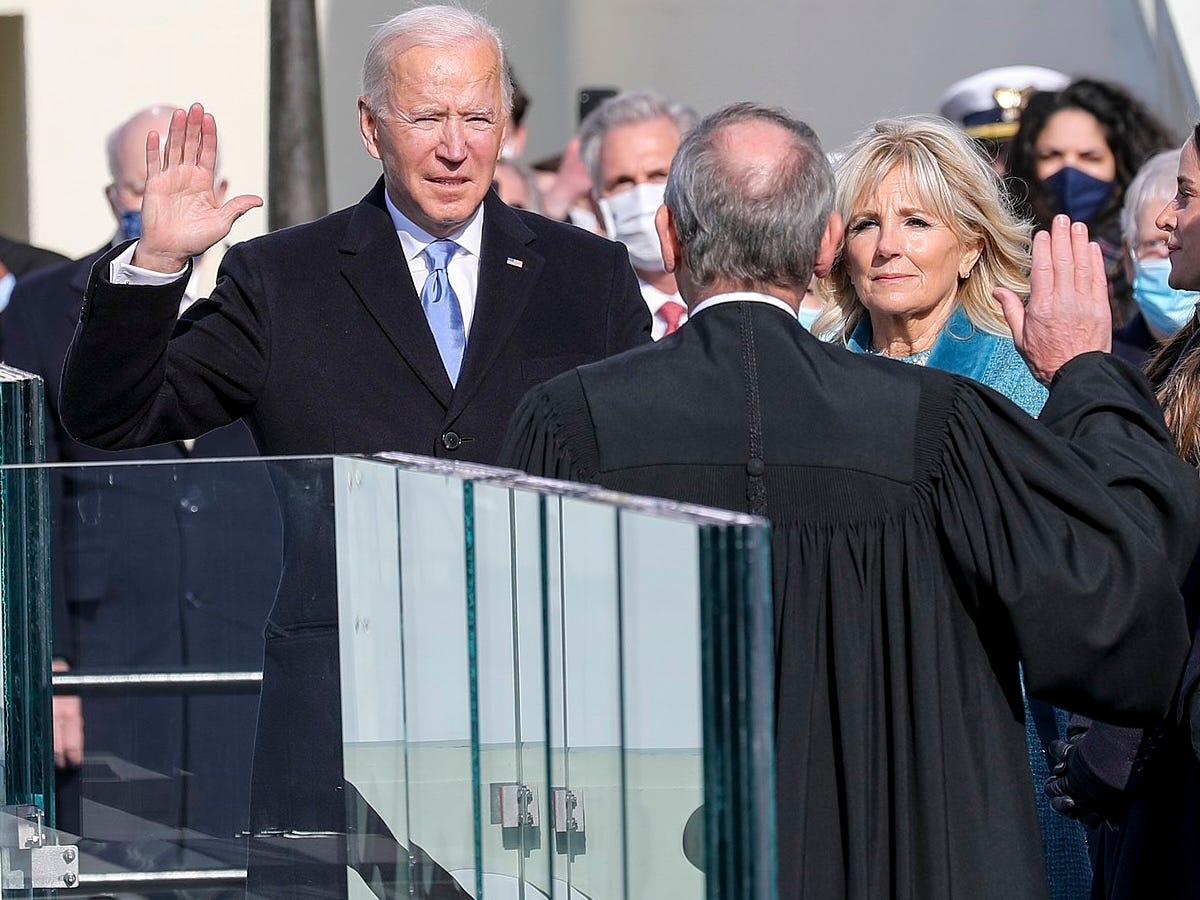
top-left (1, 0), bottom-right (1196, 257)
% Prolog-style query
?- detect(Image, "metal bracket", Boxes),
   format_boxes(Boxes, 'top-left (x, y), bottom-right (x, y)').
top-left (0, 805), bottom-right (79, 889)
top-left (552, 788), bottom-right (584, 836)
top-left (490, 782), bottom-right (539, 829)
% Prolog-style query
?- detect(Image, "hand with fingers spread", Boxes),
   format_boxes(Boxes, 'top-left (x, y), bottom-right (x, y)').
top-left (132, 102), bottom-right (263, 274)
top-left (995, 215), bottom-right (1112, 385)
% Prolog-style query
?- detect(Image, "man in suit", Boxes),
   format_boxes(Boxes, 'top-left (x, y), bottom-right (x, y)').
top-left (58, 7), bottom-right (647, 894)
top-left (500, 103), bottom-right (1200, 898)
top-left (1, 105), bottom-right (279, 870)
top-left (579, 89), bottom-right (697, 338)
top-left (0, 235), bottom-right (68, 313)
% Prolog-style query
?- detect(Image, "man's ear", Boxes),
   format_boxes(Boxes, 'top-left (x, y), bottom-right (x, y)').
top-left (358, 97), bottom-right (382, 160)
top-left (813, 211), bottom-right (843, 278)
top-left (103, 184), bottom-right (120, 221)
top-left (655, 204), bottom-right (680, 273)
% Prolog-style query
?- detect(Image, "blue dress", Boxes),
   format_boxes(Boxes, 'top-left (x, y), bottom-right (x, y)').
top-left (847, 306), bottom-right (1092, 900)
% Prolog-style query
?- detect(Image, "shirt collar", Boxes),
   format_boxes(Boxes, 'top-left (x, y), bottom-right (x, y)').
top-left (638, 278), bottom-right (685, 316)
top-left (385, 190), bottom-right (485, 263)
top-left (690, 291), bottom-right (799, 320)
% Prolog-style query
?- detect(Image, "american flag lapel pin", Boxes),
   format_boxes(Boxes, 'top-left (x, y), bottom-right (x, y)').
top-left (506, 257), bottom-right (524, 269)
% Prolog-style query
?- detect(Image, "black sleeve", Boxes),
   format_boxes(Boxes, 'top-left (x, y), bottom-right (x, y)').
top-left (498, 369), bottom-right (602, 481)
top-left (933, 352), bottom-right (1200, 724)
top-left (60, 242), bottom-right (268, 450)
top-left (603, 243), bottom-right (652, 356)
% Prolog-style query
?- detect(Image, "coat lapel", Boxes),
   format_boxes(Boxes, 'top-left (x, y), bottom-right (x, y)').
top-left (448, 192), bottom-right (544, 419)
top-left (339, 179), bottom-right (454, 408)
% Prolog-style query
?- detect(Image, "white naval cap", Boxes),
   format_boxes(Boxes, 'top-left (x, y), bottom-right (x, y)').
top-left (938, 65), bottom-right (1071, 140)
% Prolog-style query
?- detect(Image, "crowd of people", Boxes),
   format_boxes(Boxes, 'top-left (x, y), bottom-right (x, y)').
top-left (1, 5), bottom-right (1199, 899)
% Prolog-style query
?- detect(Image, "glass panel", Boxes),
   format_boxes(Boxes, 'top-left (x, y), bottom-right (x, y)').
top-left (470, 481), bottom-right (552, 897)
top-left (619, 509), bottom-right (705, 899)
top-left (554, 496), bottom-right (625, 899)
top-left (0, 449), bottom-right (776, 899)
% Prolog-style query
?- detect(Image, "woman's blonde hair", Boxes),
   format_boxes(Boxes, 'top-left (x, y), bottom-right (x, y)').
top-left (815, 116), bottom-right (1032, 342)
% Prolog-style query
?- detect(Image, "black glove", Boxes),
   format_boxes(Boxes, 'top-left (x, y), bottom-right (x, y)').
top-left (1044, 732), bottom-right (1130, 829)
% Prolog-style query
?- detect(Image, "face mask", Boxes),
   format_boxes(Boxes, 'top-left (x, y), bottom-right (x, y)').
top-left (1043, 166), bottom-right (1114, 224)
top-left (598, 182), bottom-right (667, 273)
top-left (798, 305), bottom-right (822, 333)
top-left (1133, 257), bottom-right (1199, 336)
top-left (567, 205), bottom-right (601, 235)
top-left (118, 209), bottom-right (142, 241)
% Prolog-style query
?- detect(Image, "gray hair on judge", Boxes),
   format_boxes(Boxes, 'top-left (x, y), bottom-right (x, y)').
top-left (361, 5), bottom-right (512, 117)
top-left (579, 90), bottom-right (699, 189)
top-left (663, 102), bottom-right (833, 290)
top-left (1121, 148), bottom-right (1182, 250)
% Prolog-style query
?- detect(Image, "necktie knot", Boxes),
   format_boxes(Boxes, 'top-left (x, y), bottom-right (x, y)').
top-left (424, 239), bottom-right (458, 272)
top-left (659, 299), bottom-right (686, 336)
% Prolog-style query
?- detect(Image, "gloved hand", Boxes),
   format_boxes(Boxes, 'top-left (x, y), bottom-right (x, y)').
top-left (1044, 731), bottom-right (1130, 829)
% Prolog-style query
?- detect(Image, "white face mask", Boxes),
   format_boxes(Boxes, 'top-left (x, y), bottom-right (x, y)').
top-left (597, 182), bottom-right (667, 273)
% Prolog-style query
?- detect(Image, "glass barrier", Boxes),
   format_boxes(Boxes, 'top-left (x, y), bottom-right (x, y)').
top-left (0, 453), bottom-right (775, 899)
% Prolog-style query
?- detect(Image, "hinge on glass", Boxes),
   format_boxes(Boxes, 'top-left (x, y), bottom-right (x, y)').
top-left (0, 804), bottom-right (79, 889)
top-left (490, 782), bottom-right (540, 830)
top-left (551, 788), bottom-right (584, 836)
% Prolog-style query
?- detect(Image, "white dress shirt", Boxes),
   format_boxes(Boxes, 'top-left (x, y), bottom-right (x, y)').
top-left (384, 191), bottom-right (484, 337)
top-left (689, 291), bottom-right (800, 319)
top-left (639, 278), bottom-right (688, 341)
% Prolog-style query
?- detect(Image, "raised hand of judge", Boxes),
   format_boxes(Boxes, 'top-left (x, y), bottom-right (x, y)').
top-left (995, 214), bottom-right (1112, 385)
top-left (131, 103), bottom-right (263, 274)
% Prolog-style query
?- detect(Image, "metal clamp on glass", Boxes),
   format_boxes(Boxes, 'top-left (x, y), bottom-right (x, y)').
top-left (0, 805), bottom-right (79, 890)
top-left (490, 782), bottom-right (539, 830)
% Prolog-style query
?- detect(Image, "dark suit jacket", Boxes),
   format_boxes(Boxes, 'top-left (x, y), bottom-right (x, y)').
top-left (0, 234), bottom-right (68, 276)
top-left (59, 182), bottom-right (651, 464)
top-left (1, 252), bottom-right (279, 847)
top-left (54, 184), bottom-right (648, 891)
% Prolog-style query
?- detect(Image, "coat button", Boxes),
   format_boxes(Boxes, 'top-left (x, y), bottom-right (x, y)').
top-left (442, 431), bottom-right (462, 451)
top-left (746, 457), bottom-right (765, 477)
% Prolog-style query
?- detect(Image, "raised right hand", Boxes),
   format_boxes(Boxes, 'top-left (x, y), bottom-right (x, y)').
top-left (132, 102), bottom-right (263, 274)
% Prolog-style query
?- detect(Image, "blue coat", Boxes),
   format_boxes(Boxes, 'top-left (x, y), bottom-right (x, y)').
top-left (847, 306), bottom-right (1047, 415)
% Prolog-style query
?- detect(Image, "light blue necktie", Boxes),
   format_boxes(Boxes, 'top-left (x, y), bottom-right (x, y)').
top-left (421, 239), bottom-right (466, 385)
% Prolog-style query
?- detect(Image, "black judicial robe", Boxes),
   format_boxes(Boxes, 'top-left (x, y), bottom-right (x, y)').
top-left (499, 299), bottom-right (1200, 900)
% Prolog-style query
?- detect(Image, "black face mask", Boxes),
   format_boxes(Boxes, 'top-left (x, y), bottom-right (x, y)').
top-left (1043, 166), bottom-right (1114, 223)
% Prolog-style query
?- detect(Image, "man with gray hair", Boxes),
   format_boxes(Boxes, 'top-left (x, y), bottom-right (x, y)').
top-left (579, 89), bottom-right (698, 338)
top-left (502, 102), bottom-right (1200, 898)
top-left (59, 5), bottom-right (647, 895)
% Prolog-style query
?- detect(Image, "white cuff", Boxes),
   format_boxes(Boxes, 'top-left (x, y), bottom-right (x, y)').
top-left (109, 242), bottom-right (188, 286)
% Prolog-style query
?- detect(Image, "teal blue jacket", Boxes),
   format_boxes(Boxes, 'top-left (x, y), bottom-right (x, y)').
top-left (847, 305), bottom-right (1047, 415)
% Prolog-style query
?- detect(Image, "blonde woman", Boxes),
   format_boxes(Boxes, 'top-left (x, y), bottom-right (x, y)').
top-left (818, 115), bottom-right (1091, 898)
top-left (817, 115), bottom-right (1045, 413)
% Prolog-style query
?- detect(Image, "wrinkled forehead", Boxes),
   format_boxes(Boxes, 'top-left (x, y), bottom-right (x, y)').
top-left (385, 39), bottom-right (501, 106)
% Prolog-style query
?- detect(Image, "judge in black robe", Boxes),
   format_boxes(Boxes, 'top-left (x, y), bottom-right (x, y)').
top-left (499, 103), bottom-right (1200, 900)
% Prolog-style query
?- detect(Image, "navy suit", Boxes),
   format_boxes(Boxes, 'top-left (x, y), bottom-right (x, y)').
top-left (57, 183), bottom-right (650, 895)
top-left (2, 250), bottom-right (280, 865)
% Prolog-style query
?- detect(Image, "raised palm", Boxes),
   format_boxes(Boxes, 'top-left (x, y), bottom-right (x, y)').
top-left (132, 103), bottom-right (263, 274)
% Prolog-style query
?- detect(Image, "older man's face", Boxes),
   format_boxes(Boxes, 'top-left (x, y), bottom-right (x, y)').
top-left (360, 38), bottom-right (505, 237)
top-left (596, 116), bottom-right (680, 200)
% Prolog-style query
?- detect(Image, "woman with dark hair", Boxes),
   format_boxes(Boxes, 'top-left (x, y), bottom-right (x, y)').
top-left (1005, 78), bottom-right (1177, 327)
top-left (1045, 121), bottom-right (1200, 900)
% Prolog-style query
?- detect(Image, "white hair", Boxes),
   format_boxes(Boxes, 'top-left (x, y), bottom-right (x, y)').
top-left (361, 5), bottom-right (512, 116)
top-left (579, 90), bottom-right (699, 188)
top-left (1120, 149), bottom-right (1182, 250)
